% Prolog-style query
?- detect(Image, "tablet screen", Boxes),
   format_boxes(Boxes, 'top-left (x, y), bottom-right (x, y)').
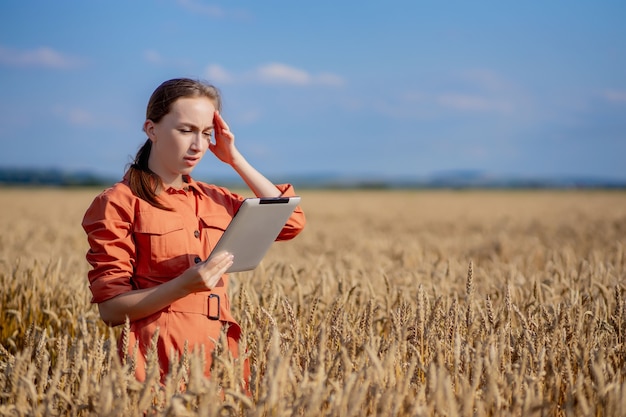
top-left (206, 196), bottom-right (301, 272)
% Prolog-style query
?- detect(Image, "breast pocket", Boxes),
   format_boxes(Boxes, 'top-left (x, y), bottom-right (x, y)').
top-left (134, 211), bottom-right (189, 278)
top-left (199, 213), bottom-right (233, 251)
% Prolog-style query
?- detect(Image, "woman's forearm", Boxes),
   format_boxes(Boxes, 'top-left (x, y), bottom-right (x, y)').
top-left (97, 252), bottom-right (234, 326)
top-left (231, 153), bottom-right (282, 198)
top-left (97, 278), bottom-right (187, 326)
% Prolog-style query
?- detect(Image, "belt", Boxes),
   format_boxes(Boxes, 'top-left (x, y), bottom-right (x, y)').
top-left (167, 292), bottom-right (221, 320)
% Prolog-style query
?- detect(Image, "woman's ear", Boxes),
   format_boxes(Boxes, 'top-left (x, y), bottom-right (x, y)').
top-left (144, 120), bottom-right (156, 142)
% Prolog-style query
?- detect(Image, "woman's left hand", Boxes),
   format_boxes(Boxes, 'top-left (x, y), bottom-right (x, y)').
top-left (210, 111), bottom-right (241, 166)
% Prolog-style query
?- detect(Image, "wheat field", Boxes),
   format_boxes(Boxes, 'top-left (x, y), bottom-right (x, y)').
top-left (0, 187), bottom-right (625, 416)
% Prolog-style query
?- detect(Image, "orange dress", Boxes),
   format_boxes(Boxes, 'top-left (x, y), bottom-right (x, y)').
top-left (82, 174), bottom-right (305, 382)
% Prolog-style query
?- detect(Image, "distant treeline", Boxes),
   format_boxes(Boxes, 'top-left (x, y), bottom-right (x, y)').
top-left (0, 168), bottom-right (113, 187)
top-left (1, 168), bottom-right (625, 189)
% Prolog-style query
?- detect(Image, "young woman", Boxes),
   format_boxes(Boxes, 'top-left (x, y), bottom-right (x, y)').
top-left (82, 78), bottom-right (305, 383)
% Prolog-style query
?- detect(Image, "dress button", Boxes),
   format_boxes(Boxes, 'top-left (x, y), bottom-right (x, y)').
top-left (194, 256), bottom-right (202, 264)
top-left (194, 230), bottom-right (200, 238)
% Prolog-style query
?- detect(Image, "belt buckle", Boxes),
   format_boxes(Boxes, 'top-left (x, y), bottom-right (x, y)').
top-left (208, 293), bottom-right (220, 320)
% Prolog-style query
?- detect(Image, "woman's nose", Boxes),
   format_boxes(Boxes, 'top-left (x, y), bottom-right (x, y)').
top-left (190, 133), bottom-right (203, 150)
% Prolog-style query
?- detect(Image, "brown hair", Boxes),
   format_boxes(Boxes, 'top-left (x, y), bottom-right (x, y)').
top-left (128, 78), bottom-right (222, 210)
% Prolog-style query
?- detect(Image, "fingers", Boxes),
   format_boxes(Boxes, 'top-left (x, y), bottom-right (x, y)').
top-left (213, 111), bottom-right (234, 145)
top-left (210, 111), bottom-right (236, 163)
top-left (202, 252), bottom-right (233, 288)
top-left (207, 251), bottom-right (233, 270)
top-left (214, 110), bottom-right (230, 133)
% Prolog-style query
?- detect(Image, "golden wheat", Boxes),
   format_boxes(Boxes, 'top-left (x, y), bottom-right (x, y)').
top-left (1, 188), bottom-right (625, 416)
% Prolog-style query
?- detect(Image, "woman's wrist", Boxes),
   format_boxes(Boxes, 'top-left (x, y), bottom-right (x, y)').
top-left (228, 149), bottom-right (246, 171)
top-left (166, 273), bottom-right (194, 299)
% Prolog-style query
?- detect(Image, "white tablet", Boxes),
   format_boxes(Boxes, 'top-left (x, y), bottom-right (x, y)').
top-left (206, 196), bottom-right (301, 272)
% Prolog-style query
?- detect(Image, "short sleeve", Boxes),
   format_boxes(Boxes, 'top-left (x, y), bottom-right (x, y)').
top-left (82, 186), bottom-right (136, 304)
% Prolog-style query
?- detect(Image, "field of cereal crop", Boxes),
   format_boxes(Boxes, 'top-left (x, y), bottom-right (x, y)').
top-left (1, 187), bottom-right (625, 416)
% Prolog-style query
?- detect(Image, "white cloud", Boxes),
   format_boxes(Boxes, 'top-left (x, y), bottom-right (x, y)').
top-left (256, 63), bottom-right (311, 85)
top-left (204, 62), bottom-right (344, 87)
top-left (0, 45), bottom-right (84, 69)
top-left (354, 88), bottom-right (517, 120)
top-left (460, 69), bottom-right (513, 92)
top-left (51, 105), bottom-right (133, 130)
top-left (234, 109), bottom-right (261, 124)
top-left (601, 89), bottom-right (626, 103)
top-left (437, 94), bottom-right (512, 113)
top-left (358, 69), bottom-right (525, 120)
top-left (67, 109), bottom-right (95, 126)
top-left (142, 49), bottom-right (193, 69)
top-left (53, 106), bottom-right (95, 126)
top-left (176, 0), bottom-right (225, 18)
top-left (205, 64), bottom-right (234, 83)
top-left (176, 0), bottom-right (252, 20)
top-left (316, 72), bottom-right (345, 87)
top-left (143, 49), bottom-right (163, 64)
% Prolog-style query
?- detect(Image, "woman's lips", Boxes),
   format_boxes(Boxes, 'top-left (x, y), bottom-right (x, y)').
top-left (183, 156), bottom-right (199, 167)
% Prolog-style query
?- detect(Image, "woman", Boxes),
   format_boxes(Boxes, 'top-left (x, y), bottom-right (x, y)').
top-left (82, 78), bottom-right (305, 383)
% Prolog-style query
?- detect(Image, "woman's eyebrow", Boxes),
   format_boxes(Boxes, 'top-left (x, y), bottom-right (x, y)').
top-left (178, 122), bottom-right (214, 130)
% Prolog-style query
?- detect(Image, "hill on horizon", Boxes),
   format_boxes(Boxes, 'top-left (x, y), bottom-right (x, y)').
top-left (0, 167), bottom-right (625, 189)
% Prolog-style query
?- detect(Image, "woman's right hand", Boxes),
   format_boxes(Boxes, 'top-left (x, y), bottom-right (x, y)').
top-left (177, 252), bottom-right (234, 295)
top-left (96, 252), bottom-right (234, 326)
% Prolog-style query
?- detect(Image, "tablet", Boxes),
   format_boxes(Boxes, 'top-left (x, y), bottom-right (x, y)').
top-left (206, 196), bottom-right (301, 273)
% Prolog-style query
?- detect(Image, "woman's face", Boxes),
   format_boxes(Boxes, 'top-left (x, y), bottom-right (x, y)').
top-left (145, 96), bottom-right (216, 184)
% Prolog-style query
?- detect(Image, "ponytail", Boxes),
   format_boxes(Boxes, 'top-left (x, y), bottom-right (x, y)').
top-left (127, 140), bottom-right (172, 211)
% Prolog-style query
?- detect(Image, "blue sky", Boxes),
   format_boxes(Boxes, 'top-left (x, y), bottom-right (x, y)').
top-left (1, 0), bottom-right (625, 182)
